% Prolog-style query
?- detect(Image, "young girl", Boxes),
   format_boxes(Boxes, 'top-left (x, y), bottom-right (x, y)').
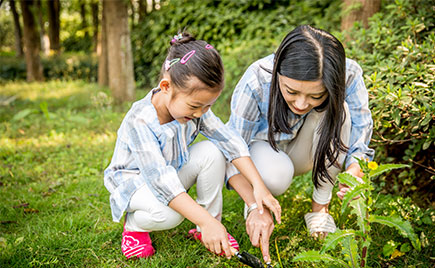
top-left (104, 33), bottom-right (281, 259)
top-left (226, 25), bottom-right (374, 262)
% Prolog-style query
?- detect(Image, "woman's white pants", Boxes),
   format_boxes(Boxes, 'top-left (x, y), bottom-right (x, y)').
top-left (245, 104), bottom-right (351, 205)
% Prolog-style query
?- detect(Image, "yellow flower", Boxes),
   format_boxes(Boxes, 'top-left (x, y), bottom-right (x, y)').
top-left (368, 161), bottom-right (378, 170)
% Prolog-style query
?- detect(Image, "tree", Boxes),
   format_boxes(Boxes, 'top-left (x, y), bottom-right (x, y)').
top-left (101, 0), bottom-right (135, 103)
top-left (47, 0), bottom-right (60, 52)
top-left (91, 0), bottom-right (98, 52)
top-left (138, 0), bottom-right (147, 23)
top-left (9, 0), bottom-right (23, 57)
top-left (80, 1), bottom-right (88, 38)
top-left (36, 0), bottom-right (49, 55)
top-left (19, 0), bottom-right (44, 82)
top-left (341, 0), bottom-right (381, 32)
top-left (98, 0), bottom-right (108, 87)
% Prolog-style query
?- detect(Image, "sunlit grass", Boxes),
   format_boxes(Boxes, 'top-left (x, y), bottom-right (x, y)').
top-left (0, 81), bottom-right (432, 268)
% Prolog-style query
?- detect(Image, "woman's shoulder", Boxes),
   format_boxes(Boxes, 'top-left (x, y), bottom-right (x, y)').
top-left (237, 54), bottom-right (274, 97)
top-left (345, 58), bottom-right (363, 89)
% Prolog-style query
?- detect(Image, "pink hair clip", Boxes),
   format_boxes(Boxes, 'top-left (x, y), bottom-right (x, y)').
top-left (205, 44), bottom-right (213, 49)
top-left (180, 50), bottom-right (196, 64)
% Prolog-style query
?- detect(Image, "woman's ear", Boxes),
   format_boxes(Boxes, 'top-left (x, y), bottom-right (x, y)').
top-left (158, 78), bottom-right (171, 94)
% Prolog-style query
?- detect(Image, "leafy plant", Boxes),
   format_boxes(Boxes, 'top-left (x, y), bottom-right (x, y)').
top-left (293, 158), bottom-right (421, 267)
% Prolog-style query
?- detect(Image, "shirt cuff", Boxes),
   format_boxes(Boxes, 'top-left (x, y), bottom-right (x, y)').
top-left (224, 162), bottom-right (240, 190)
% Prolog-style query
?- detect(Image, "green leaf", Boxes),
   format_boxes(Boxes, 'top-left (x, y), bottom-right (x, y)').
top-left (369, 164), bottom-right (409, 177)
top-left (342, 236), bottom-right (360, 268)
top-left (320, 229), bottom-right (356, 254)
top-left (12, 108), bottom-right (36, 121)
top-left (292, 250), bottom-right (350, 267)
top-left (349, 198), bottom-right (368, 233)
top-left (337, 172), bottom-right (361, 188)
top-left (369, 215), bottom-right (421, 251)
top-left (383, 240), bottom-right (398, 257)
top-left (400, 242), bottom-right (412, 253)
top-left (341, 183), bottom-right (370, 214)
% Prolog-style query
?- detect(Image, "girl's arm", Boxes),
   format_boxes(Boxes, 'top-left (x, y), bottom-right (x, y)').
top-left (231, 156), bottom-right (281, 224)
top-left (168, 192), bottom-right (232, 258)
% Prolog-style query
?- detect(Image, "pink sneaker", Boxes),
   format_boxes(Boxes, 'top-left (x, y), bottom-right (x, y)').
top-left (121, 229), bottom-right (155, 259)
top-left (188, 228), bottom-right (239, 255)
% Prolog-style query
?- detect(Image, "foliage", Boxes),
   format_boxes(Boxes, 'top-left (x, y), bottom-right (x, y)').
top-left (293, 158), bottom-right (422, 267)
top-left (0, 6), bottom-right (15, 51)
top-left (342, 0), bottom-right (435, 201)
top-left (0, 53), bottom-right (97, 83)
top-left (131, 0), bottom-right (341, 93)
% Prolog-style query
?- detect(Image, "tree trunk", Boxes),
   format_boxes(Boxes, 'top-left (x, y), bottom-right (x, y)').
top-left (47, 0), bottom-right (60, 52)
top-left (98, 0), bottom-right (108, 87)
top-left (36, 0), bottom-right (50, 55)
top-left (138, 0), bottom-right (147, 22)
top-left (341, 0), bottom-right (381, 31)
top-left (139, 0), bottom-right (148, 22)
top-left (9, 0), bottom-right (23, 57)
top-left (80, 2), bottom-right (88, 38)
top-left (103, 0), bottom-right (135, 103)
top-left (91, 1), bottom-right (99, 52)
top-left (19, 0), bottom-right (44, 82)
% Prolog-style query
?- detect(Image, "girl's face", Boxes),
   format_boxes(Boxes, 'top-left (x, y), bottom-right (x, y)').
top-left (167, 80), bottom-right (221, 124)
top-left (278, 74), bottom-right (328, 115)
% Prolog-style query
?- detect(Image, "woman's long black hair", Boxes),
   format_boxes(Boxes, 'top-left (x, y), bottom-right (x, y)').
top-left (267, 25), bottom-right (347, 188)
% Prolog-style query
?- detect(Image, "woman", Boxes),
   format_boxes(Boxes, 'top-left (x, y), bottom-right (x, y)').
top-left (226, 25), bottom-right (374, 263)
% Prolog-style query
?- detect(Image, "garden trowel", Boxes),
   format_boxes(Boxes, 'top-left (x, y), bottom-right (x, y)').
top-left (230, 247), bottom-right (272, 268)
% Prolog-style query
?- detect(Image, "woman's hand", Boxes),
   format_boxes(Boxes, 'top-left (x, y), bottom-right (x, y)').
top-left (337, 163), bottom-right (364, 200)
top-left (199, 218), bottom-right (232, 258)
top-left (246, 208), bottom-right (274, 263)
top-left (253, 185), bottom-right (282, 224)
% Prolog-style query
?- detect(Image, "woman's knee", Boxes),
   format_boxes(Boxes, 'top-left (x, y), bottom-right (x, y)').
top-left (249, 141), bottom-right (294, 196)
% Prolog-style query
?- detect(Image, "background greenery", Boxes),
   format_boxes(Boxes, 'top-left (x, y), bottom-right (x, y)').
top-left (0, 0), bottom-right (434, 267)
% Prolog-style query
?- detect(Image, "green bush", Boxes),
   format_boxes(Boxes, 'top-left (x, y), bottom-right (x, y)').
top-left (0, 53), bottom-right (97, 83)
top-left (344, 0), bottom-right (435, 201)
top-left (131, 0), bottom-right (341, 95)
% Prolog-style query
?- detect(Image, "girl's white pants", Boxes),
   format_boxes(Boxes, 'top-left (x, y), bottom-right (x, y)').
top-left (125, 140), bottom-right (225, 232)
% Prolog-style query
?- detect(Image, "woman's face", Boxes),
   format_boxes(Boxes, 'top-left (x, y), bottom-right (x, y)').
top-left (278, 74), bottom-right (328, 115)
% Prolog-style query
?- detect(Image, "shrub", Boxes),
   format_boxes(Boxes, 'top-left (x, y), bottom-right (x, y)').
top-left (343, 0), bottom-right (435, 202)
top-left (0, 53), bottom-right (97, 83)
top-left (131, 0), bottom-right (341, 94)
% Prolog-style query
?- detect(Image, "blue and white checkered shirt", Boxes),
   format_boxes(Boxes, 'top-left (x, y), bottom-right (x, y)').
top-left (227, 54), bottom-right (374, 194)
top-left (104, 90), bottom-right (250, 222)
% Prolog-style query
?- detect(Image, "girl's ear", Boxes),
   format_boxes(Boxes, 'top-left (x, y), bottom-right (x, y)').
top-left (158, 78), bottom-right (171, 94)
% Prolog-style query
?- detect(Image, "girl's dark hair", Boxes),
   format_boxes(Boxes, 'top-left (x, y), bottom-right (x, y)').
top-left (161, 32), bottom-right (224, 93)
top-left (268, 25), bottom-right (347, 188)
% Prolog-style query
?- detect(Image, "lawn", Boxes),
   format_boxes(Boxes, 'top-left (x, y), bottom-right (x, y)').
top-left (0, 81), bottom-right (432, 267)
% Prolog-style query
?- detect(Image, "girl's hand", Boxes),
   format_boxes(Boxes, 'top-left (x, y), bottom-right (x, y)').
top-left (246, 208), bottom-right (274, 263)
top-left (199, 218), bottom-right (232, 259)
top-left (253, 185), bottom-right (282, 224)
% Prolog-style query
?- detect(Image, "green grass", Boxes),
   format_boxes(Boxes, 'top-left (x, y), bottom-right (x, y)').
top-left (0, 81), bottom-right (433, 267)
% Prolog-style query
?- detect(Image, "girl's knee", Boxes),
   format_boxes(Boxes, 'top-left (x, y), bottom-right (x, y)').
top-left (133, 209), bottom-right (184, 231)
top-left (193, 140), bottom-right (225, 165)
